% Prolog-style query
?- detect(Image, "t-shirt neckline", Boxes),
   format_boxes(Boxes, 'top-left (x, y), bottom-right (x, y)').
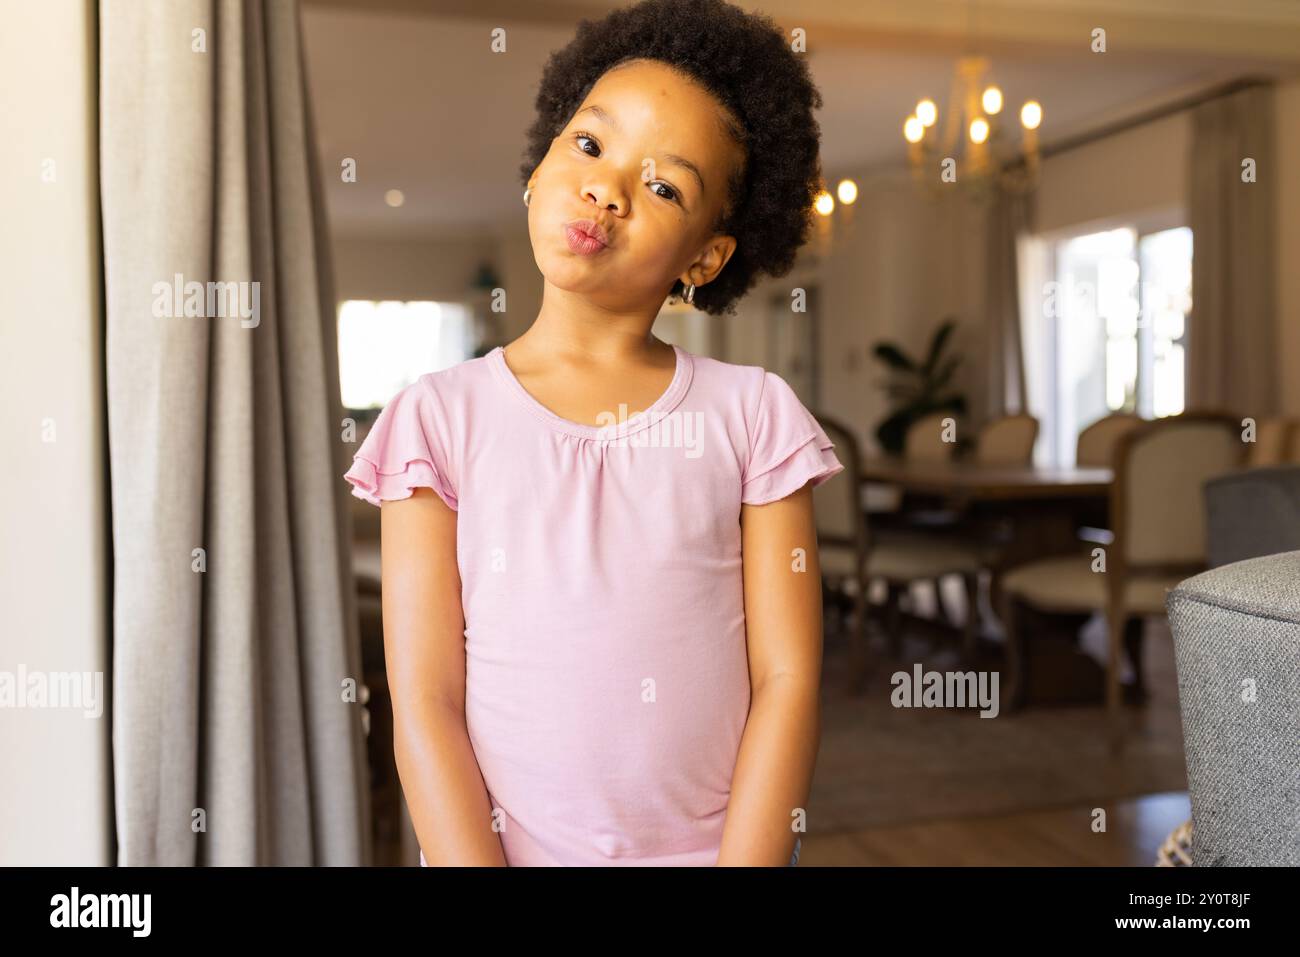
top-left (488, 343), bottom-right (694, 440)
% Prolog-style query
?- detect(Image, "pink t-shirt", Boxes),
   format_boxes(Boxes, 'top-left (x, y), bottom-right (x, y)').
top-left (344, 344), bottom-right (843, 866)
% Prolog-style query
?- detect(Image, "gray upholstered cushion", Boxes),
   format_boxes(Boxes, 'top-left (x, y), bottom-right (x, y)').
top-left (1166, 551), bottom-right (1300, 866)
top-left (1205, 466), bottom-right (1300, 568)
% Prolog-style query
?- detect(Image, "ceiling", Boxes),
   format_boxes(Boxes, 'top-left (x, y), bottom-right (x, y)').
top-left (300, 0), bottom-right (1300, 238)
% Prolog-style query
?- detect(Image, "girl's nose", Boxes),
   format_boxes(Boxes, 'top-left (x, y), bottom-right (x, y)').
top-left (582, 181), bottom-right (627, 216)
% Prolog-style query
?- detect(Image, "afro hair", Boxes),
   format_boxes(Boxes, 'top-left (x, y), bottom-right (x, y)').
top-left (518, 0), bottom-right (824, 317)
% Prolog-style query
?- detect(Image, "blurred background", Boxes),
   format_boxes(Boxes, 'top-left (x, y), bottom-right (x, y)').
top-left (5, 0), bottom-right (1300, 866)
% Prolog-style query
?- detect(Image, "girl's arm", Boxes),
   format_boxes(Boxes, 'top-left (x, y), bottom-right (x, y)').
top-left (380, 487), bottom-right (507, 866)
top-left (718, 483), bottom-right (824, 866)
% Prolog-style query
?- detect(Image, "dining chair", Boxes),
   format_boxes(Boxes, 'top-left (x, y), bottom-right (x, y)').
top-left (863, 412), bottom-right (955, 518)
top-left (863, 458), bottom-right (988, 661)
top-left (1075, 412), bottom-right (1143, 468)
top-left (901, 413), bottom-right (1039, 522)
top-left (999, 412), bottom-right (1244, 750)
top-left (868, 414), bottom-right (1040, 657)
top-left (1075, 413), bottom-right (1144, 547)
top-left (900, 411), bottom-right (1040, 540)
top-left (864, 410), bottom-right (959, 523)
top-left (1246, 417), bottom-right (1294, 468)
top-left (811, 415), bottom-right (870, 631)
top-left (961, 413), bottom-right (1040, 613)
top-left (812, 414), bottom-right (879, 691)
top-left (1204, 464), bottom-right (1300, 568)
top-left (975, 413), bottom-right (1039, 466)
top-left (904, 411), bottom-right (958, 463)
top-left (865, 532), bottom-right (987, 661)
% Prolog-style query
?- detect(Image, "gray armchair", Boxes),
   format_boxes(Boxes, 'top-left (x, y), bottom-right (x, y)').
top-left (1166, 551), bottom-right (1300, 865)
top-left (1165, 465), bottom-right (1300, 866)
top-left (1205, 465), bottom-right (1300, 567)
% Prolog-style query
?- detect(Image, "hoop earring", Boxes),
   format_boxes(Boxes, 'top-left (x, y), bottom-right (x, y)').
top-left (684, 282), bottom-right (695, 304)
top-left (523, 187), bottom-right (532, 207)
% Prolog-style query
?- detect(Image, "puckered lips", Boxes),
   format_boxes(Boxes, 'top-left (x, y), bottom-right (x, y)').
top-left (564, 219), bottom-right (610, 255)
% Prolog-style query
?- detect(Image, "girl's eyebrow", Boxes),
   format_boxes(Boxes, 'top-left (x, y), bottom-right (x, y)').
top-left (576, 104), bottom-right (706, 194)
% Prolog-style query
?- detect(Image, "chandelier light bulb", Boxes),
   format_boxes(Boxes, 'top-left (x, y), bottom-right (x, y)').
top-left (903, 60), bottom-right (1041, 199)
top-left (814, 191), bottom-right (835, 216)
top-left (836, 178), bottom-right (858, 205)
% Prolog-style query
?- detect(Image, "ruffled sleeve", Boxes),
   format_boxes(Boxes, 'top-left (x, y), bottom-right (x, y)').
top-left (344, 377), bottom-right (458, 511)
top-left (741, 371), bottom-right (845, 506)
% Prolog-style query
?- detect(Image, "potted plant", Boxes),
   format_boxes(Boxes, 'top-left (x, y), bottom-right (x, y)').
top-left (872, 317), bottom-right (968, 456)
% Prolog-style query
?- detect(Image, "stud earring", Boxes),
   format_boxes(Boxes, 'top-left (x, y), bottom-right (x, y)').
top-left (523, 186), bottom-right (533, 206)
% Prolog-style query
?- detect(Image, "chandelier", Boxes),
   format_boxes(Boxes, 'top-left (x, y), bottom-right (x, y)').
top-left (902, 54), bottom-right (1042, 202)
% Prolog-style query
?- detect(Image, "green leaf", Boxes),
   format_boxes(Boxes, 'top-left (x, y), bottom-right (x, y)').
top-left (935, 394), bottom-right (967, 414)
top-left (922, 319), bottom-right (957, 376)
top-left (872, 320), bottom-right (969, 455)
top-left (929, 355), bottom-right (962, 393)
top-left (875, 409), bottom-right (913, 455)
top-left (873, 342), bottom-right (917, 372)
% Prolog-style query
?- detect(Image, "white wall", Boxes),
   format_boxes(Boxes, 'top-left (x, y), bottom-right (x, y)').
top-left (0, 0), bottom-right (111, 865)
top-left (331, 235), bottom-right (496, 303)
top-left (809, 172), bottom-right (987, 456)
top-left (1035, 110), bottom-right (1190, 236)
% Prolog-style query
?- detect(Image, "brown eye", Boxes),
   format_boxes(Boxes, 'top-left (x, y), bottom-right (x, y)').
top-left (573, 133), bottom-right (599, 156)
top-left (650, 182), bottom-right (679, 203)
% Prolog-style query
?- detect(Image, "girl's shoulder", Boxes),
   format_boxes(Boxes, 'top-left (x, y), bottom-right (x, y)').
top-left (411, 350), bottom-right (498, 396)
top-left (390, 351), bottom-right (504, 423)
top-left (683, 350), bottom-right (766, 388)
top-left (344, 356), bottom-right (496, 511)
top-left (679, 350), bottom-right (843, 505)
top-left (679, 350), bottom-right (803, 424)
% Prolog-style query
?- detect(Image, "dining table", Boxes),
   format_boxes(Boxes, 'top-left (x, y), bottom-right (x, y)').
top-left (856, 457), bottom-right (1116, 709)
top-left (859, 459), bottom-right (1113, 503)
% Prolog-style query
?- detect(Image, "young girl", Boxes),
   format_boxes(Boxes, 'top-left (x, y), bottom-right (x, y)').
top-left (345, 0), bottom-right (841, 867)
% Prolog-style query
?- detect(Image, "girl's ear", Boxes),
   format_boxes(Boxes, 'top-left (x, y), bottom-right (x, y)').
top-left (686, 235), bottom-right (738, 289)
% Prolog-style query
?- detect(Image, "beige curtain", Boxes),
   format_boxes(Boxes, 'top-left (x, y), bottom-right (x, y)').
top-left (101, 0), bottom-right (370, 865)
top-left (1187, 83), bottom-right (1278, 416)
top-left (984, 182), bottom-right (1034, 419)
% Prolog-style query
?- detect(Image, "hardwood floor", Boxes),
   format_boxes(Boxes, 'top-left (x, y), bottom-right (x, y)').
top-left (376, 790), bottom-right (1190, 865)
top-left (797, 791), bottom-right (1191, 866)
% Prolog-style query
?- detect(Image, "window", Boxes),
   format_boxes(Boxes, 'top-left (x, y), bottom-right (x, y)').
top-left (337, 299), bottom-right (475, 410)
top-left (1137, 228), bottom-right (1191, 419)
top-left (1028, 218), bottom-right (1192, 466)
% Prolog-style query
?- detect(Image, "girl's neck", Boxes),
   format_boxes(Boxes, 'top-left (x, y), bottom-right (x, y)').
top-left (512, 284), bottom-right (673, 368)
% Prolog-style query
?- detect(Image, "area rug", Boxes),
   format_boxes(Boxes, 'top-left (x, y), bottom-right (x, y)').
top-left (809, 609), bottom-right (1189, 834)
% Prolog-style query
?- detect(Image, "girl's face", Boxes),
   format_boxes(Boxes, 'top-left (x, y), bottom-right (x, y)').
top-left (526, 58), bottom-right (744, 312)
